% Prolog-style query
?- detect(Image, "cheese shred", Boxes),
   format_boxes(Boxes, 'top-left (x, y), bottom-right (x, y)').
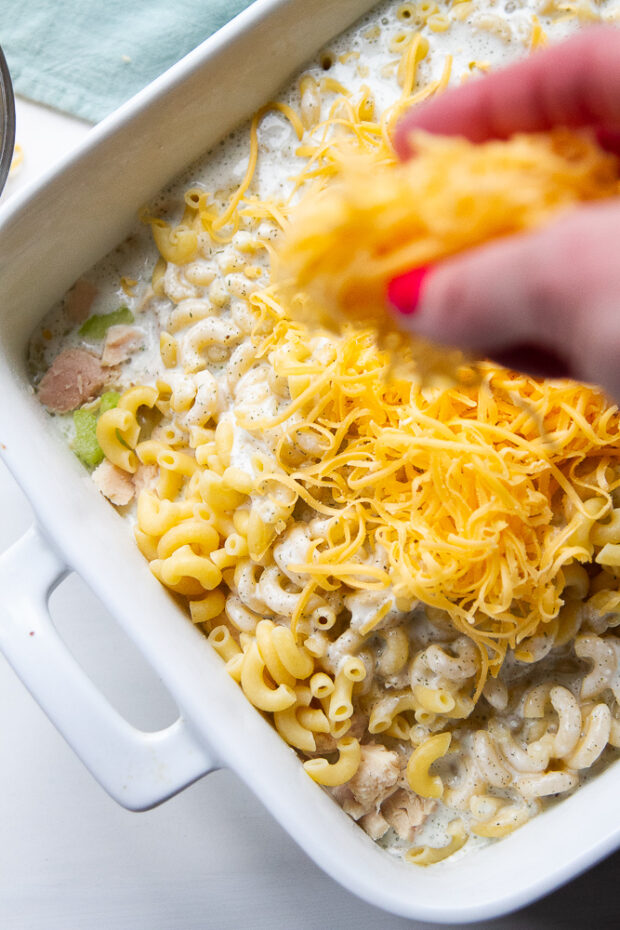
top-left (274, 129), bottom-right (620, 326)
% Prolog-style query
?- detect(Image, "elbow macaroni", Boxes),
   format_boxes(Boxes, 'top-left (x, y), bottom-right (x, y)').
top-left (407, 732), bottom-right (452, 799)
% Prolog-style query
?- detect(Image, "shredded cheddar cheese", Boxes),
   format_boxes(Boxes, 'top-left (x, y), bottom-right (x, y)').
top-left (275, 129), bottom-right (620, 326)
top-left (242, 323), bottom-right (620, 697)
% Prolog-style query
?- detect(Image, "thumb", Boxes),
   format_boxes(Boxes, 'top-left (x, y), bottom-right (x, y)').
top-left (386, 201), bottom-right (620, 397)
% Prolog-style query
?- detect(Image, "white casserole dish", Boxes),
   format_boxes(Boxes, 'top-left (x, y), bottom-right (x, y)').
top-left (0, 1), bottom-right (618, 922)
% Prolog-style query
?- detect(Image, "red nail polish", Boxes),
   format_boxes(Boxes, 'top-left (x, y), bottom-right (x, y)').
top-left (387, 265), bottom-right (432, 316)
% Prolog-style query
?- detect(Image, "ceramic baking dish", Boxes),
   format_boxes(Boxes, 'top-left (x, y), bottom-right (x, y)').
top-left (0, 0), bottom-right (618, 922)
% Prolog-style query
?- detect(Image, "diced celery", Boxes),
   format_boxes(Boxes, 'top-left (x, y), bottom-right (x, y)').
top-left (78, 306), bottom-right (134, 340)
top-left (99, 390), bottom-right (120, 413)
top-left (73, 409), bottom-right (104, 468)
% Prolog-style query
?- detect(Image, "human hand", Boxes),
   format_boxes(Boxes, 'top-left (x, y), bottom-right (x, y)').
top-left (388, 27), bottom-right (620, 397)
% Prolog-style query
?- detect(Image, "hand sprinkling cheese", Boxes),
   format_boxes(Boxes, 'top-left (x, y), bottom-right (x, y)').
top-left (276, 128), bottom-right (619, 331)
top-left (388, 27), bottom-right (620, 399)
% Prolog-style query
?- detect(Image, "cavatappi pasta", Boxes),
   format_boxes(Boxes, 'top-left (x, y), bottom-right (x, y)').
top-left (30, 0), bottom-right (620, 865)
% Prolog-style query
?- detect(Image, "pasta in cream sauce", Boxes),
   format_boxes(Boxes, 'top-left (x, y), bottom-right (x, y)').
top-left (30, 0), bottom-right (620, 865)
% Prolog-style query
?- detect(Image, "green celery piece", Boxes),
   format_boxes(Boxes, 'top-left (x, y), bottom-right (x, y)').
top-left (99, 391), bottom-right (120, 413)
top-left (72, 393), bottom-right (120, 469)
top-left (73, 409), bottom-right (104, 468)
top-left (78, 306), bottom-right (134, 340)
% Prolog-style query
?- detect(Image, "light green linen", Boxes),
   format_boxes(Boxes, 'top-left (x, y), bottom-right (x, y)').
top-left (0, 0), bottom-right (256, 122)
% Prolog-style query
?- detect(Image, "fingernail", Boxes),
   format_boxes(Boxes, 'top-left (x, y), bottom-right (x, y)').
top-left (489, 342), bottom-right (573, 379)
top-left (387, 265), bottom-right (433, 316)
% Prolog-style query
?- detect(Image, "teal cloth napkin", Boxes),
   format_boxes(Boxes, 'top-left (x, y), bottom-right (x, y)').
top-left (0, 0), bottom-right (256, 122)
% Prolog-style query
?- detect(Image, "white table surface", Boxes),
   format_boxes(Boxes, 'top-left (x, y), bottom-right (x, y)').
top-left (0, 97), bottom-right (618, 930)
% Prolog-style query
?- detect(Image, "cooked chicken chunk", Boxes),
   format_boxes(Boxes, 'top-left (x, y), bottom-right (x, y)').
top-left (101, 325), bottom-right (145, 367)
top-left (65, 278), bottom-right (97, 323)
top-left (381, 789), bottom-right (435, 843)
top-left (37, 348), bottom-right (106, 412)
top-left (92, 460), bottom-right (134, 506)
top-left (347, 743), bottom-right (400, 810)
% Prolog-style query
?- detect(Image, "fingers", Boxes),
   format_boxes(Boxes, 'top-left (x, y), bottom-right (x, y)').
top-left (387, 201), bottom-right (620, 397)
top-left (389, 27), bottom-right (620, 397)
top-left (394, 27), bottom-right (620, 156)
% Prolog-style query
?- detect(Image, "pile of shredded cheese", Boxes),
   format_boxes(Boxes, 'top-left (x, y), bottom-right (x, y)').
top-left (247, 113), bottom-right (620, 697)
top-left (243, 321), bottom-right (620, 696)
top-left (274, 129), bottom-right (620, 325)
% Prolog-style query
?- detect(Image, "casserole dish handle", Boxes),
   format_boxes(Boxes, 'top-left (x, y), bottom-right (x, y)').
top-left (0, 526), bottom-right (219, 811)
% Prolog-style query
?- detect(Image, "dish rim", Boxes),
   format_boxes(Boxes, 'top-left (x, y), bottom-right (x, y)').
top-left (0, 1), bottom-right (618, 922)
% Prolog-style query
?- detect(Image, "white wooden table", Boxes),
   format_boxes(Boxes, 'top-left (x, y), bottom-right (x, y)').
top-left (0, 98), bottom-right (617, 930)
